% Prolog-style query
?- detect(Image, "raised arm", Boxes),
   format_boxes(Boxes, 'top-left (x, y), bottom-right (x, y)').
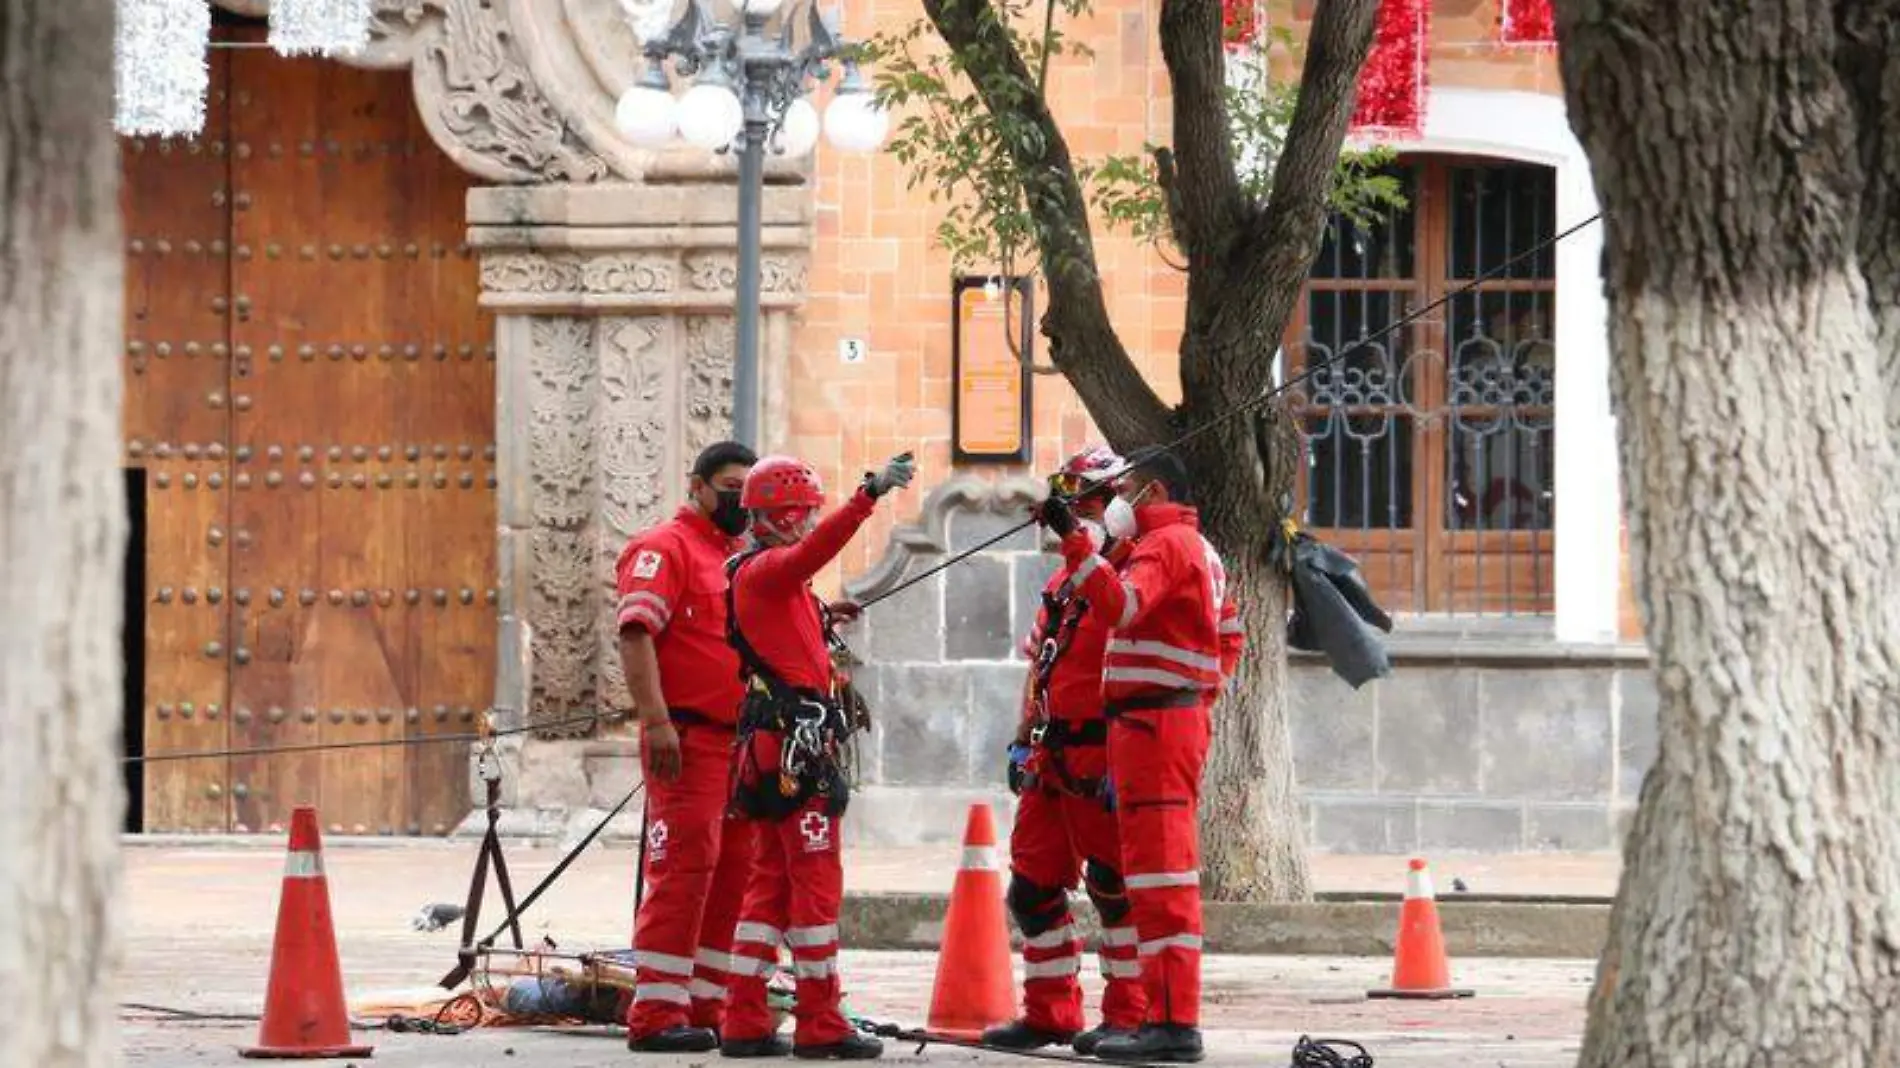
top-left (745, 488), bottom-right (879, 594)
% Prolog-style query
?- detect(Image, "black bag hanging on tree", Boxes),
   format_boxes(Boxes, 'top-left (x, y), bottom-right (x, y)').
top-left (1268, 517), bottom-right (1395, 689)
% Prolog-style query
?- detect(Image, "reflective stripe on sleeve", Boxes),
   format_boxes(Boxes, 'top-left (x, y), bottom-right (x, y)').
top-left (1102, 666), bottom-right (1208, 691)
top-left (1106, 639), bottom-right (1221, 672)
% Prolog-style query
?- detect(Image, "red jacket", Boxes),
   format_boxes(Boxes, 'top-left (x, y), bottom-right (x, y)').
top-left (1060, 503), bottom-right (1230, 706)
top-left (1024, 540), bottom-right (1132, 721)
top-left (614, 506), bottom-right (746, 723)
top-left (730, 488), bottom-right (877, 693)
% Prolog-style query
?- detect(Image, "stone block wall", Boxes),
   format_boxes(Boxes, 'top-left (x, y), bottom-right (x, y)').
top-left (835, 477), bottom-right (1658, 853)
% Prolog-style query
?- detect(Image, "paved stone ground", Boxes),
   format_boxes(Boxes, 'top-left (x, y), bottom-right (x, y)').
top-left (121, 842), bottom-right (1604, 1067)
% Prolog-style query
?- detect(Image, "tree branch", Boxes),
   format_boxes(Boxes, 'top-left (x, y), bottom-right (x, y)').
top-left (922, 0), bottom-right (1172, 447)
top-left (1157, 0), bottom-right (1243, 259)
top-left (1185, 0), bottom-right (1379, 414)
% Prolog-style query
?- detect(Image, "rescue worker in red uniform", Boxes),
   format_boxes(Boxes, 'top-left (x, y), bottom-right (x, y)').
top-left (983, 446), bottom-right (1147, 1055)
top-left (1037, 447), bottom-right (1230, 1064)
top-left (719, 452), bottom-right (916, 1061)
top-left (616, 441), bottom-right (760, 1053)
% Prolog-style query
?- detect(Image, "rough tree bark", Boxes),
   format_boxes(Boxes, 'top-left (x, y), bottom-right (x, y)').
top-left (0, 2), bottom-right (127, 1066)
top-left (922, 0), bottom-right (1379, 899)
top-left (1556, 2), bottom-right (1900, 1064)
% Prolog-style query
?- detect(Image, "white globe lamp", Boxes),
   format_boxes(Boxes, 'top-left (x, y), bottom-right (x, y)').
top-left (677, 80), bottom-right (745, 152)
top-left (615, 69), bottom-right (679, 147)
top-left (774, 98), bottom-right (821, 158)
top-left (824, 92), bottom-right (887, 153)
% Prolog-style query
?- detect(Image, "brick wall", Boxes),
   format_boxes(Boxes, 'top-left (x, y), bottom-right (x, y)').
top-left (788, 1), bottom-right (1569, 599)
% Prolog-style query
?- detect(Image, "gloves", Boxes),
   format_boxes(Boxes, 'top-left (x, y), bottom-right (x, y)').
top-left (1036, 496), bottom-right (1077, 537)
top-left (863, 453), bottom-right (916, 499)
top-left (1006, 744), bottom-right (1032, 795)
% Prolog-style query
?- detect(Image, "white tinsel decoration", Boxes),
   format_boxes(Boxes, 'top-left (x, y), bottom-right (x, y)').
top-left (618, 0), bottom-right (676, 44)
top-left (270, 0), bottom-right (376, 57)
top-left (114, 0), bottom-right (212, 138)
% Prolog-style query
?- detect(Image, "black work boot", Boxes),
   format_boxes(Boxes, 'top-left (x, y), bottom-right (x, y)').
top-left (1072, 1025), bottom-right (1136, 1056)
top-left (722, 1033), bottom-right (794, 1058)
top-left (630, 1025), bottom-right (720, 1053)
top-left (792, 1031), bottom-right (884, 1060)
top-left (982, 1020), bottom-right (1077, 1050)
top-left (1095, 1024), bottom-right (1204, 1063)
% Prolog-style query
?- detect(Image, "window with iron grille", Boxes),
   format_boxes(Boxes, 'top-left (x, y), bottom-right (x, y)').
top-left (1284, 156), bottom-right (1556, 617)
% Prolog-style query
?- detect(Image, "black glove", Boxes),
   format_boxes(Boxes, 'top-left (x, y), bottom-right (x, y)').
top-left (1036, 496), bottom-right (1077, 537)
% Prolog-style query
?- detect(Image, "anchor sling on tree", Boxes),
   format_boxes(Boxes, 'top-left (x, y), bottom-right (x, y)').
top-left (616, 441), bottom-right (763, 1054)
top-left (985, 446), bottom-right (1146, 1056)
top-left (1036, 447), bottom-right (1232, 1064)
top-left (718, 451), bottom-right (917, 1061)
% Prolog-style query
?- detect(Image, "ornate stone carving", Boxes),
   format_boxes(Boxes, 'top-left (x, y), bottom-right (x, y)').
top-left (480, 252), bottom-right (680, 296)
top-left (843, 476), bottom-right (1049, 602)
top-left (681, 317), bottom-right (735, 456)
top-left (355, 0), bottom-right (617, 183)
top-left (597, 317), bottom-right (671, 542)
top-left (526, 317), bottom-right (602, 736)
top-left (683, 252), bottom-right (809, 296)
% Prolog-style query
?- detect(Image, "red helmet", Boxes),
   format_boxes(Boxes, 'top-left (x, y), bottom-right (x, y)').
top-left (742, 456), bottom-right (824, 540)
top-left (1049, 444), bottom-right (1125, 498)
top-left (742, 455), bottom-right (825, 509)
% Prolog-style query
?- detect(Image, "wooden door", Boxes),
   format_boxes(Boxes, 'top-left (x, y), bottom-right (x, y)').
top-left (1287, 156), bottom-right (1557, 617)
top-left (122, 17), bottom-right (494, 834)
top-left (122, 49), bottom-right (237, 833)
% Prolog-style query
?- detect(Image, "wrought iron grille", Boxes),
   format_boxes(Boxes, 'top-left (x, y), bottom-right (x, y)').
top-left (1284, 157), bottom-right (1557, 617)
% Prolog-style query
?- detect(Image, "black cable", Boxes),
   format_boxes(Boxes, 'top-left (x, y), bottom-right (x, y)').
top-left (120, 708), bottom-right (623, 766)
top-left (1291, 1035), bottom-right (1375, 1068)
top-left (860, 212), bottom-right (1601, 610)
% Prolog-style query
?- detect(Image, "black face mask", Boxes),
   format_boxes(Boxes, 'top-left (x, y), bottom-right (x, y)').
top-left (710, 488), bottom-right (749, 536)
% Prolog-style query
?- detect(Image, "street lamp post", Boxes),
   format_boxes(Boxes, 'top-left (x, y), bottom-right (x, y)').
top-left (616, 0), bottom-right (890, 449)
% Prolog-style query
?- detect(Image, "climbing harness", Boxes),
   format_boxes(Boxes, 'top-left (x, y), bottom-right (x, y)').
top-left (724, 548), bottom-right (858, 822)
top-left (850, 1017), bottom-right (1166, 1068)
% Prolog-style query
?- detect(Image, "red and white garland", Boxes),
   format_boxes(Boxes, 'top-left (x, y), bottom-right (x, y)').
top-left (1349, 0), bottom-right (1429, 138)
top-left (1220, 0), bottom-right (1258, 50)
top-left (1499, 0), bottom-right (1557, 46)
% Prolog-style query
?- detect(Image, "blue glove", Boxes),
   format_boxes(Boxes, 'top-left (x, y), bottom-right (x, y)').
top-left (1006, 744), bottom-right (1032, 795)
top-left (1101, 778), bottom-right (1117, 812)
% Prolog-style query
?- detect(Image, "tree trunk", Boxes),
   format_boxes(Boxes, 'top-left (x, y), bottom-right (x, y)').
top-left (1184, 406), bottom-right (1310, 902)
top-left (0, 2), bottom-right (127, 1066)
top-left (1556, 2), bottom-right (1900, 1063)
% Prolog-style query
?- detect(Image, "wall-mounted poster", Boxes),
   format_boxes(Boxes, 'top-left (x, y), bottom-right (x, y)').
top-left (952, 275), bottom-right (1034, 464)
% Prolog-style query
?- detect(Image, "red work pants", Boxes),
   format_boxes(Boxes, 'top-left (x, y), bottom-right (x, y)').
top-left (723, 780), bottom-right (851, 1046)
top-left (1107, 705), bottom-right (1210, 1027)
top-left (627, 723), bottom-right (757, 1037)
top-left (1009, 741), bottom-right (1145, 1034)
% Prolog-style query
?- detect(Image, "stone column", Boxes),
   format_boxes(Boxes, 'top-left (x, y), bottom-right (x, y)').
top-left (463, 181), bottom-right (810, 840)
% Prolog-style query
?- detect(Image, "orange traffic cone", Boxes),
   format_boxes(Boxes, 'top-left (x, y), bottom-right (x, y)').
top-left (1368, 857), bottom-right (1474, 1000)
top-left (240, 807), bottom-right (374, 1059)
top-left (926, 803), bottom-right (1016, 1037)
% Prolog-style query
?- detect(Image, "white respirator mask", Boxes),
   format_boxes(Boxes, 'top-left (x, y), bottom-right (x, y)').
top-left (1103, 482), bottom-right (1154, 541)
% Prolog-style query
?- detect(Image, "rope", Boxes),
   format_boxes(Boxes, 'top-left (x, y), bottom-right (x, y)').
top-left (1291, 1036), bottom-right (1376, 1068)
top-left (120, 709), bottom-right (626, 766)
top-left (858, 212), bottom-right (1600, 610)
